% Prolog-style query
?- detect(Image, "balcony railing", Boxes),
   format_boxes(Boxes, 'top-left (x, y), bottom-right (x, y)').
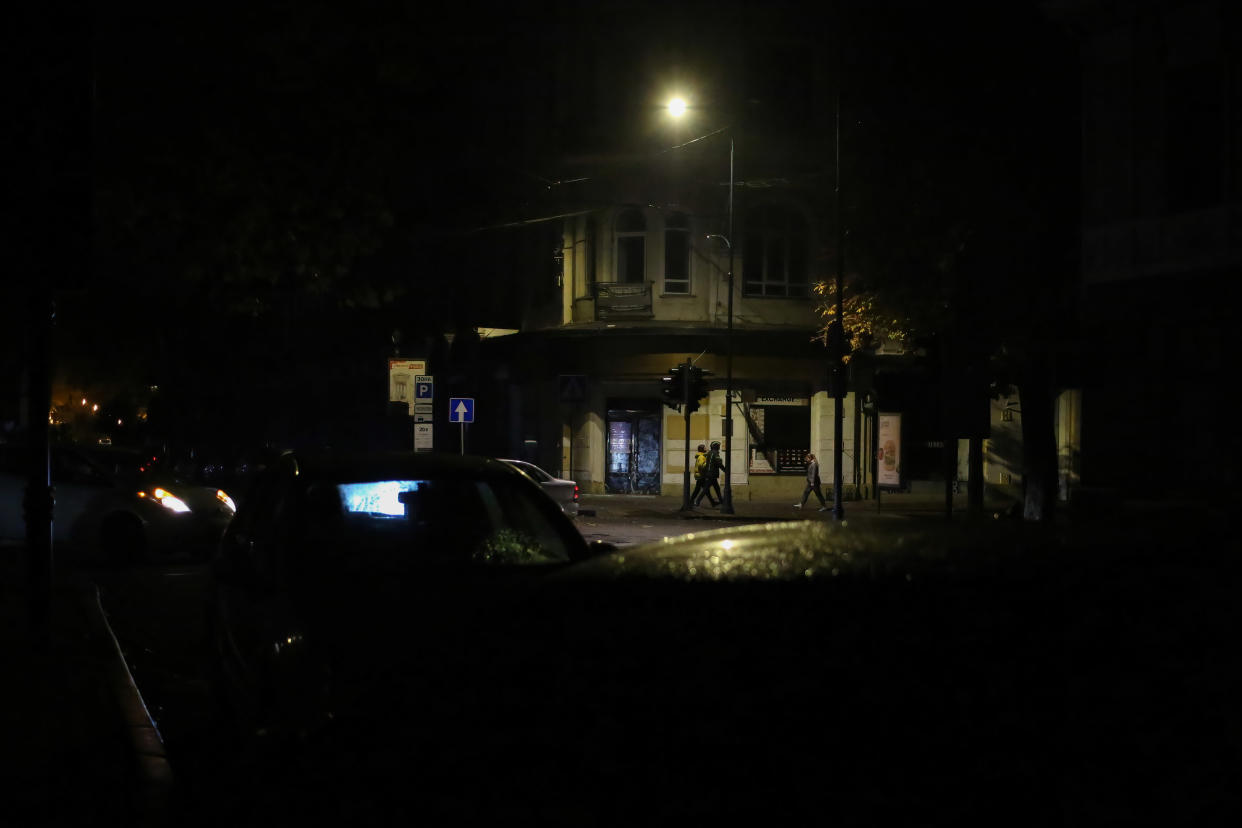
top-left (592, 281), bottom-right (653, 321)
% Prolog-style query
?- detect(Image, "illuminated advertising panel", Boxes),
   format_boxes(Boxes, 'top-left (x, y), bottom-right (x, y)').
top-left (877, 412), bottom-right (902, 488)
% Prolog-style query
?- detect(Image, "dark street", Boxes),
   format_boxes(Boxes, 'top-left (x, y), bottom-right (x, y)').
top-left (84, 501), bottom-right (1239, 825)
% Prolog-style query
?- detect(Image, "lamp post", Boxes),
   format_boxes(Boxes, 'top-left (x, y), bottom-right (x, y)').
top-left (831, 83), bottom-right (845, 521)
top-left (667, 98), bottom-right (735, 514)
top-left (722, 135), bottom-right (736, 514)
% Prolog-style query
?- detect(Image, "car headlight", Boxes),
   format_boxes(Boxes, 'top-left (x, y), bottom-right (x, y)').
top-left (144, 486), bottom-right (191, 514)
top-left (216, 489), bottom-right (237, 513)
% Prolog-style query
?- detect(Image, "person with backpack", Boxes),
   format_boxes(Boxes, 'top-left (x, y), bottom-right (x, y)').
top-left (690, 443), bottom-right (718, 507)
top-left (694, 440), bottom-right (723, 508)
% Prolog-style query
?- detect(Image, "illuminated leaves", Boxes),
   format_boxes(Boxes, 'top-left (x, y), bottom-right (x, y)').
top-left (812, 279), bottom-right (914, 361)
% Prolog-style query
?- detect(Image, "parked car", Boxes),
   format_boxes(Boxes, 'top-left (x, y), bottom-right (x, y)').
top-left (500, 519), bottom-right (1074, 822)
top-left (498, 458), bottom-right (579, 517)
top-left (0, 442), bottom-right (237, 564)
top-left (204, 450), bottom-right (609, 746)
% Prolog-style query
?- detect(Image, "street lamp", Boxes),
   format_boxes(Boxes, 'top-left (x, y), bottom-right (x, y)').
top-left (667, 98), bottom-right (736, 514)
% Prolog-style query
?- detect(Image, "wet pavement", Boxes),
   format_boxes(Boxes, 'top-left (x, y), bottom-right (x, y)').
top-left (4, 493), bottom-right (1240, 824)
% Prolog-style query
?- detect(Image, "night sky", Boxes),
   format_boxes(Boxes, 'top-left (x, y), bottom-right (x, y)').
top-left (8, 0), bottom-right (1081, 451)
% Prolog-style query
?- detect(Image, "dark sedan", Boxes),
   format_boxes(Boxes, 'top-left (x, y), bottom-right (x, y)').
top-left (204, 450), bottom-right (608, 749)
top-left (0, 442), bottom-right (236, 563)
top-left (463, 519), bottom-right (1080, 823)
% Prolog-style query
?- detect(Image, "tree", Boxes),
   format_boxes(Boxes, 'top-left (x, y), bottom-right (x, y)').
top-left (82, 5), bottom-right (554, 448)
top-left (814, 1), bottom-right (1080, 522)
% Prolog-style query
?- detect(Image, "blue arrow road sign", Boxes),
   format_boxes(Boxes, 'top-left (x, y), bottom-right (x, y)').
top-left (448, 398), bottom-right (474, 423)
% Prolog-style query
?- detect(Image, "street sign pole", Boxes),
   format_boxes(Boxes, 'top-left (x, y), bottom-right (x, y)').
top-left (448, 398), bottom-right (475, 456)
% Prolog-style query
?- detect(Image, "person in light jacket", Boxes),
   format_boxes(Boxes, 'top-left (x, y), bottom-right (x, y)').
top-left (794, 452), bottom-right (828, 511)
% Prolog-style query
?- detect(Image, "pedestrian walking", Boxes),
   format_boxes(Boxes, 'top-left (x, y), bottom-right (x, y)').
top-left (694, 440), bottom-right (724, 507)
top-left (794, 452), bottom-right (828, 511)
top-left (690, 443), bottom-right (719, 507)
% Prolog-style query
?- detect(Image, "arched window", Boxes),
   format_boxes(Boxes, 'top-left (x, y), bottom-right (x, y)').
top-left (742, 204), bottom-right (809, 297)
top-left (663, 212), bottom-right (690, 294)
top-left (616, 208), bottom-right (646, 284)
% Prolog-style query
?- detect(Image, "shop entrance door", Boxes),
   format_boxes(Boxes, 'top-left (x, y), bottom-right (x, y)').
top-left (605, 406), bottom-right (661, 494)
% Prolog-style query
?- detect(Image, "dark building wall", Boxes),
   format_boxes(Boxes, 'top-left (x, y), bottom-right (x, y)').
top-left (1070, 0), bottom-right (1242, 494)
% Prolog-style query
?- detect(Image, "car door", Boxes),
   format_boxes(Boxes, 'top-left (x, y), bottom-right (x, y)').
top-left (213, 465), bottom-right (293, 709)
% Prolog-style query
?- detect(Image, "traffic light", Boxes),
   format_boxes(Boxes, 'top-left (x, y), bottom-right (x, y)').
top-left (661, 365), bottom-right (684, 411)
top-left (686, 365), bottom-right (712, 414)
top-left (826, 319), bottom-right (850, 398)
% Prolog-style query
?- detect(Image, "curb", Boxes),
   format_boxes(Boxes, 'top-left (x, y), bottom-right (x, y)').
top-left (80, 581), bottom-right (175, 825)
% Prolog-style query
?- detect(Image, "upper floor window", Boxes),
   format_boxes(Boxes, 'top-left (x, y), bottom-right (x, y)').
top-left (616, 208), bottom-right (646, 284)
top-left (742, 204), bottom-right (808, 297)
top-left (663, 212), bottom-right (691, 294)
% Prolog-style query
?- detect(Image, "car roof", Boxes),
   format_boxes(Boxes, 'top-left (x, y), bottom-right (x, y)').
top-left (274, 450), bottom-right (525, 482)
top-left (554, 520), bottom-right (1015, 583)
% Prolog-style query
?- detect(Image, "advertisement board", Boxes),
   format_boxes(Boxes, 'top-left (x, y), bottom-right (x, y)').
top-left (877, 412), bottom-right (902, 488)
top-left (388, 359), bottom-right (427, 417)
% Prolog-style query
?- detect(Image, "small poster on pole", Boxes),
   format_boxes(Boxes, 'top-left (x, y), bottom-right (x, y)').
top-left (414, 423), bottom-right (433, 452)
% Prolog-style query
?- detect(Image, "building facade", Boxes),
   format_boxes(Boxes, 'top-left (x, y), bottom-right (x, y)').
top-left (467, 4), bottom-right (1093, 505)
top-left (488, 175), bottom-right (1035, 502)
top-left (1050, 0), bottom-right (1241, 497)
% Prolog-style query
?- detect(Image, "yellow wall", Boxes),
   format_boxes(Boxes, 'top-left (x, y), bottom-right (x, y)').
top-left (664, 409), bottom-right (710, 472)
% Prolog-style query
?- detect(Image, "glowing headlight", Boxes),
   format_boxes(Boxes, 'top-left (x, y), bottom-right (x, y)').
top-left (151, 487), bottom-right (191, 514)
top-left (216, 490), bottom-right (236, 513)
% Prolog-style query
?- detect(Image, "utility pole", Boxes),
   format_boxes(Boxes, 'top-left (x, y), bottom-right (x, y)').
top-left (721, 138), bottom-right (736, 515)
top-left (681, 359), bottom-right (692, 511)
top-left (831, 72), bottom-right (847, 521)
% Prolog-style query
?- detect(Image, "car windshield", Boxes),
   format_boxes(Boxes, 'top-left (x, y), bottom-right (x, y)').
top-left (299, 474), bottom-right (572, 566)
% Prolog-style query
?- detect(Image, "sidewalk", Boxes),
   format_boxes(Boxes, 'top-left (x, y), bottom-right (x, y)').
top-left (578, 487), bottom-right (1237, 552)
top-left (1, 544), bottom-right (172, 826)
top-left (578, 488), bottom-right (1003, 524)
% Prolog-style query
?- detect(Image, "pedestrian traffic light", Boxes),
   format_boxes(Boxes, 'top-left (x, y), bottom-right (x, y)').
top-left (828, 361), bottom-right (848, 398)
top-left (686, 365), bottom-right (712, 414)
top-left (661, 366), bottom-right (684, 411)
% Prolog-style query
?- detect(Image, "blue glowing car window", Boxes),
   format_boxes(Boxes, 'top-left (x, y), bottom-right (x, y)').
top-left (337, 480), bottom-right (422, 516)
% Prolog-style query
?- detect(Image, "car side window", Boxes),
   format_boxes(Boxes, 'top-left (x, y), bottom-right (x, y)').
top-left (523, 464), bottom-right (551, 483)
top-left (315, 476), bottom-right (572, 566)
top-left (470, 480), bottom-right (572, 565)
